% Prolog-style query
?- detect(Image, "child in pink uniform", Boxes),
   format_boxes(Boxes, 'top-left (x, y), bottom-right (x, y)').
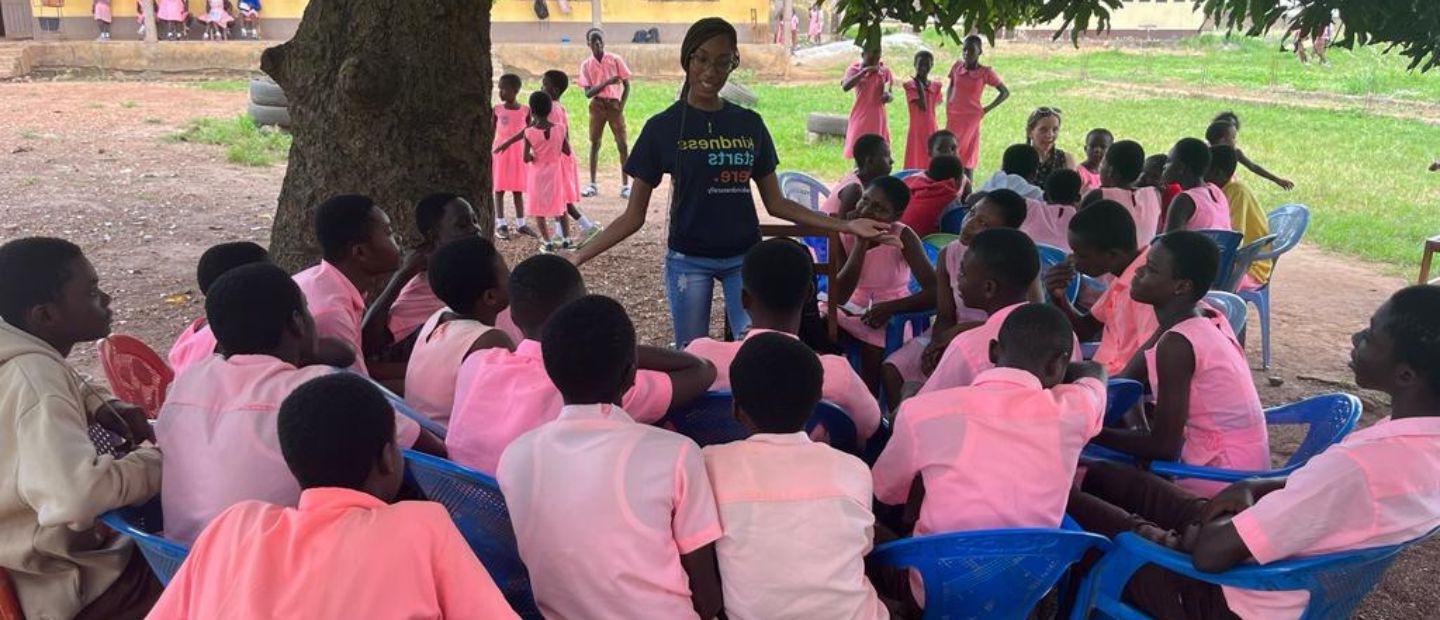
top-left (403, 238), bottom-right (514, 427)
top-left (829, 176), bottom-right (936, 395)
top-left (490, 74), bottom-right (529, 241)
top-left (151, 374), bottom-right (518, 619)
top-left (446, 255), bottom-right (715, 475)
top-left (1023, 168), bottom-right (1081, 252)
top-left (543, 70), bottom-right (604, 241)
top-left (1081, 139), bottom-right (1163, 246)
top-left (200, 0), bottom-right (232, 40)
top-left (93, 0), bottom-right (113, 40)
top-left (156, 0), bottom-right (184, 39)
top-left (1070, 285), bottom-right (1440, 620)
top-left (841, 47), bottom-right (893, 160)
top-left (158, 263), bottom-right (423, 544)
top-left (1091, 231), bottom-right (1269, 497)
top-left (882, 189), bottom-right (1028, 407)
top-left (903, 50), bottom-right (943, 170)
top-left (945, 35), bottom-right (1010, 175)
top-left (497, 296), bottom-right (723, 620)
top-left (168, 241), bottom-right (269, 375)
top-left (1077, 128), bottom-right (1112, 194)
top-left (703, 333), bottom-right (887, 620)
top-left (386, 194), bottom-right (483, 345)
top-left (821, 133), bottom-right (892, 216)
top-left (1209, 112), bottom-right (1294, 191)
top-left (1162, 138), bottom-right (1232, 232)
top-left (523, 92), bottom-right (572, 253)
top-left (686, 239), bottom-right (882, 443)
top-left (1045, 201), bottom-right (1153, 375)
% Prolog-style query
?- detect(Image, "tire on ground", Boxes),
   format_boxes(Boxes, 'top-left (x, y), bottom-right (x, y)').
top-left (807, 112), bottom-right (848, 137)
top-left (719, 81), bottom-right (759, 108)
top-left (247, 102), bottom-right (291, 128)
top-left (249, 77), bottom-right (288, 107)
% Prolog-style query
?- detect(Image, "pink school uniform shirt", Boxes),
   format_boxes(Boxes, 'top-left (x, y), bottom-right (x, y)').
top-left (1077, 165), bottom-right (1102, 194)
top-left (390, 273), bottom-right (523, 344)
top-left (903, 78), bottom-right (943, 170)
top-left (1021, 200), bottom-right (1077, 252)
top-left (702, 433), bottom-right (888, 620)
top-left (446, 339), bottom-right (673, 475)
top-left (821, 169), bottom-right (861, 215)
top-left (1100, 186), bottom-right (1163, 246)
top-left (945, 63), bottom-right (1003, 170)
top-left (685, 328), bottom-right (882, 441)
top-left (1179, 183), bottom-right (1232, 231)
top-left (403, 309), bottom-right (497, 427)
top-left (293, 260), bottom-right (368, 376)
top-left (842, 61), bottom-right (893, 159)
top-left (1090, 245), bottom-right (1156, 375)
top-left (167, 317), bottom-right (217, 376)
top-left (1145, 315), bottom-right (1270, 496)
top-left (156, 355), bottom-right (421, 544)
top-left (875, 367), bottom-right (1105, 535)
top-left (147, 488), bottom-right (519, 619)
top-left (884, 239), bottom-right (990, 384)
top-left (1224, 416), bottom-right (1440, 619)
top-left (919, 302), bottom-right (1082, 395)
top-left (578, 52), bottom-right (632, 101)
top-left (497, 403), bottom-right (722, 620)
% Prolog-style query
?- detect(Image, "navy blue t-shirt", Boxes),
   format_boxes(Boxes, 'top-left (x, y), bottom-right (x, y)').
top-left (624, 100), bottom-right (779, 258)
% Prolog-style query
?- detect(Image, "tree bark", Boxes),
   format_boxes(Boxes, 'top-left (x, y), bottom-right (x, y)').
top-left (261, 0), bottom-right (494, 272)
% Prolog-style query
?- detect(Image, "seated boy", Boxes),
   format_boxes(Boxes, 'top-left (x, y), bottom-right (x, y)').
top-left (447, 254), bottom-right (715, 475)
top-left (875, 303), bottom-right (1106, 537)
top-left (403, 237), bottom-right (514, 426)
top-left (977, 144), bottom-right (1043, 201)
top-left (1208, 144), bottom-right (1273, 290)
top-left (498, 295), bottom-right (723, 620)
top-left (158, 263), bottom-right (430, 544)
top-left (823, 133), bottom-right (893, 217)
top-left (919, 228), bottom-right (1079, 394)
top-left (149, 373), bottom-right (517, 618)
top-left (899, 153), bottom-right (964, 237)
top-left (1044, 200), bottom-right (1152, 374)
top-left (1022, 168), bottom-right (1081, 251)
top-left (703, 332), bottom-right (888, 620)
top-left (686, 238), bottom-right (881, 442)
top-left (0, 237), bottom-right (163, 620)
top-left (385, 193), bottom-right (484, 344)
top-left (168, 241), bottom-right (269, 374)
top-left (1068, 285), bottom-right (1440, 620)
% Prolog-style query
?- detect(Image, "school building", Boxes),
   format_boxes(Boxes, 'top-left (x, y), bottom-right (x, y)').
top-left (1023, 0), bottom-right (1216, 37)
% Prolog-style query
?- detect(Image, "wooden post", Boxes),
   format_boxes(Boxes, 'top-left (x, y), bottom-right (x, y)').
top-left (590, 0), bottom-right (600, 29)
top-left (781, 0), bottom-right (793, 49)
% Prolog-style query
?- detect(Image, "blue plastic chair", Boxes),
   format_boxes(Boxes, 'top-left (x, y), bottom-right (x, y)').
top-left (402, 450), bottom-right (542, 618)
top-left (1086, 393), bottom-right (1362, 483)
top-left (870, 528), bottom-right (1109, 619)
top-left (940, 205), bottom-right (969, 235)
top-left (1218, 233), bottom-right (1278, 293)
top-left (882, 239), bottom-right (944, 358)
top-left (1194, 229), bottom-right (1243, 290)
top-left (343, 370), bottom-right (448, 439)
top-left (1105, 379), bottom-right (1144, 428)
top-left (777, 170), bottom-right (834, 291)
top-left (1070, 528), bottom-right (1438, 620)
top-left (1202, 291), bottom-right (1248, 340)
top-left (663, 391), bottom-right (751, 447)
top-left (1038, 243), bottom-right (1081, 304)
top-left (1236, 204), bottom-right (1311, 370)
top-left (805, 400), bottom-right (860, 454)
top-left (99, 499), bottom-right (190, 586)
top-left (893, 168), bottom-right (921, 180)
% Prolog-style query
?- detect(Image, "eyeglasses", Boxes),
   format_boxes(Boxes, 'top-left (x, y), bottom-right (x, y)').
top-left (689, 53), bottom-right (740, 74)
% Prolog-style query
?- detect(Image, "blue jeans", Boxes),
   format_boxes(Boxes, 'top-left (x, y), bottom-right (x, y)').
top-left (664, 250), bottom-right (750, 348)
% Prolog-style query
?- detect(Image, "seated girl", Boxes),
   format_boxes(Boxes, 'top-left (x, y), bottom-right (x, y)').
top-left (1021, 168), bottom-right (1080, 252)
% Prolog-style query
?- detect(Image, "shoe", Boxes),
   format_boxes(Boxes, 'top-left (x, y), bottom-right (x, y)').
top-left (580, 183), bottom-right (598, 198)
top-left (561, 238), bottom-right (575, 250)
top-left (516, 224), bottom-right (539, 238)
top-left (496, 224), bottom-right (511, 240)
top-left (620, 185), bottom-right (631, 199)
top-left (540, 241), bottom-right (556, 254)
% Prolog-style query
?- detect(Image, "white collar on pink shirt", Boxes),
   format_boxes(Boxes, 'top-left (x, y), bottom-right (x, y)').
top-left (972, 366), bottom-right (1045, 390)
top-left (557, 403), bottom-right (635, 424)
top-left (296, 487), bottom-right (386, 512)
top-left (745, 431), bottom-right (811, 446)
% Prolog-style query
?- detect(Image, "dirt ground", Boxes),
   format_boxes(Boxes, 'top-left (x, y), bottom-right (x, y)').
top-left (0, 80), bottom-right (1432, 617)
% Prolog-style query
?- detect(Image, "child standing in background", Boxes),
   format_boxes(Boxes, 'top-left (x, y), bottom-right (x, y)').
top-left (946, 35), bottom-right (1009, 177)
top-left (1077, 128), bottom-right (1112, 194)
top-left (523, 92), bottom-right (572, 252)
top-left (201, 0), bottom-right (232, 40)
top-left (93, 0), bottom-right (112, 40)
top-left (237, 0), bottom-right (259, 39)
top-left (1208, 112), bottom-right (1294, 190)
top-left (903, 50), bottom-right (943, 170)
top-left (841, 45), bottom-right (893, 160)
top-left (808, 3), bottom-right (823, 44)
top-left (578, 29), bottom-right (633, 199)
top-left (491, 74), bottom-right (529, 241)
top-left (544, 70), bottom-right (604, 241)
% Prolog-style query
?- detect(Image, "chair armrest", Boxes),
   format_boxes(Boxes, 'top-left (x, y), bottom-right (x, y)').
top-left (1147, 460), bottom-right (1297, 483)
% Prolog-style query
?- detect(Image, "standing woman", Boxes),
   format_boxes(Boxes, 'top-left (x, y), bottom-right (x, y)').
top-left (569, 17), bottom-right (893, 348)
top-left (841, 44), bottom-right (894, 160)
top-left (1026, 106), bottom-right (1076, 186)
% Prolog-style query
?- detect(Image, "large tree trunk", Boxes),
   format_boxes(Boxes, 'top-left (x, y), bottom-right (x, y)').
top-left (261, 0), bottom-right (493, 272)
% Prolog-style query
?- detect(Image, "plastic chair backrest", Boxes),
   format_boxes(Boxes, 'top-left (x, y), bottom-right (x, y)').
top-left (940, 206), bottom-right (969, 235)
top-left (98, 335), bottom-right (174, 419)
top-left (1222, 233), bottom-right (1278, 292)
top-left (776, 171), bottom-right (830, 212)
top-left (1260, 203), bottom-right (1311, 261)
top-left (663, 391), bottom-right (750, 447)
top-left (1267, 392), bottom-right (1363, 469)
top-left (1202, 291), bottom-right (1248, 337)
top-left (893, 168), bottom-right (921, 180)
top-left (1037, 244), bottom-right (1080, 303)
top-left (403, 450), bottom-right (542, 618)
top-left (805, 400), bottom-right (859, 454)
top-left (0, 569), bottom-right (21, 620)
top-left (344, 371), bottom-right (448, 439)
top-left (871, 528), bottom-right (1108, 620)
top-left (1194, 229), bottom-right (1243, 289)
top-left (99, 500), bottom-right (189, 586)
top-left (1105, 379), bottom-right (1144, 428)
top-left (923, 233), bottom-right (958, 254)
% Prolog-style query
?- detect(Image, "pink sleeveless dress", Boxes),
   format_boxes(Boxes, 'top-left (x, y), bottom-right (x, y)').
top-left (834, 222), bottom-right (916, 347)
top-left (883, 238), bottom-right (989, 381)
top-left (1021, 201), bottom-right (1076, 252)
top-left (945, 63), bottom-right (1002, 170)
top-left (549, 101), bottom-right (581, 205)
top-left (493, 104), bottom-right (530, 193)
top-left (524, 125), bottom-right (567, 218)
top-left (842, 61), bottom-right (893, 159)
top-left (903, 78), bottom-right (943, 170)
top-left (1144, 314), bottom-right (1271, 497)
top-left (404, 310), bottom-right (497, 426)
top-left (1077, 165), bottom-right (1102, 195)
top-left (94, 0), bottom-right (113, 23)
top-left (820, 169), bottom-right (860, 216)
top-left (157, 0), bottom-right (184, 21)
top-left (1101, 186), bottom-right (1163, 246)
top-left (1180, 183), bottom-right (1232, 231)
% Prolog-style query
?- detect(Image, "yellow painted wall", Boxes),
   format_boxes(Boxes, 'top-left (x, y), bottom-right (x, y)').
top-left (34, 0), bottom-right (230, 19)
top-left (37, 0), bottom-right (769, 22)
top-left (1033, 0), bottom-right (1213, 31)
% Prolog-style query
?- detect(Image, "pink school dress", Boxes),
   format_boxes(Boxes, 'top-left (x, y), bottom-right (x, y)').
top-left (820, 169), bottom-right (860, 216)
top-left (157, 0), bottom-right (185, 22)
top-left (903, 78), bottom-right (943, 170)
top-left (524, 125), bottom-right (567, 218)
top-left (549, 102), bottom-right (581, 205)
top-left (1179, 183), bottom-right (1232, 231)
top-left (492, 104), bottom-right (529, 193)
top-left (1021, 201), bottom-right (1077, 252)
top-left (1077, 165), bottom-right (1101, 194)
top-left (203, 0), bottom-right (232, 27)
top-left (1145, 315), bottom-right (1270, 497)
top-left (945, 63), bottom-right (1003, 170)
top-left (1101, 186), bottom-right (1163, 246)
top-left (842, 61), bottom-right (893, 159)
top-left (885, 238), bottom-right (989, 382)
top-left (94, 0), bottom-right (113, 23)
top-left (834, 222), bottom-right (917, 348)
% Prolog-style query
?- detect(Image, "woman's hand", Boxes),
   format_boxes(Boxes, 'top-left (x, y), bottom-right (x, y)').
top-left (845, 218), bottom-right (899, 247)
